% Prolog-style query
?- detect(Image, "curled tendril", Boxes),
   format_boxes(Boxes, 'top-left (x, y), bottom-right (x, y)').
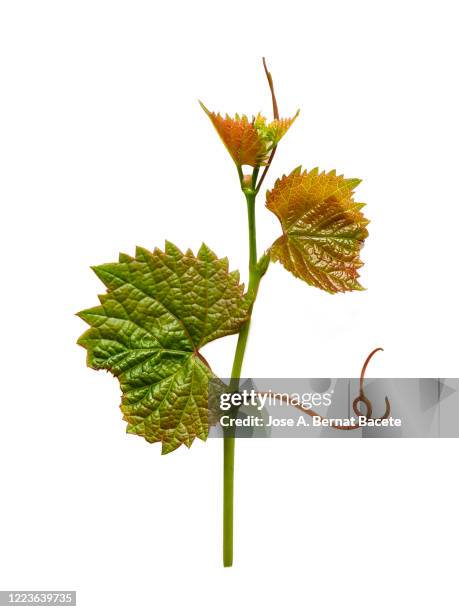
top-left (352, 347), bottom-right (390, 421)
top-left (257, 347), bottom-right (391, 431)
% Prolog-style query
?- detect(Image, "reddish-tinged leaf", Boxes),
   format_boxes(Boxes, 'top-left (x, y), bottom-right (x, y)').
top-left (266, 167), bottom-right (369, 293)
top-left (200, 102), bottom-right (298, 167)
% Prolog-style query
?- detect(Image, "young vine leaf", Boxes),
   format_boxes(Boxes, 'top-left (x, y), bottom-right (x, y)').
top-left (200, 101), bottom-right (299, 167)
top-left (77, 242), bottom-right (249, 454)
top-left (266, 167), bottom-right (369, 293)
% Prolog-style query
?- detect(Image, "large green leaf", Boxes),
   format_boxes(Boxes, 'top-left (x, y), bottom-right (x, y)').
top-left (78, 242), bottom-right (249, 454)
top-left (266, 167), bottom-right (369, 293)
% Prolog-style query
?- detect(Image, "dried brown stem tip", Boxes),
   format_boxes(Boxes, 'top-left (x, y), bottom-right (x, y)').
top-left (256, 57), bottom-right (279, 192)
top-left (262, 57), bottom-right (279, 119)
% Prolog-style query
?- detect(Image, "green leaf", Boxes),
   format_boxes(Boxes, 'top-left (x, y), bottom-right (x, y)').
top-left (77, 242), bottom-right (249, 454)
top-left (266, 167), bottom-right (369, 293)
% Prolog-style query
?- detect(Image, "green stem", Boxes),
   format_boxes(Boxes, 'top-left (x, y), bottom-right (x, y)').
top-left (223, 432), bottom-right (235, 567)
top-left (223, 60), bottom-right (277, 566)
top-left (223, 191), bottom-right (264, 567)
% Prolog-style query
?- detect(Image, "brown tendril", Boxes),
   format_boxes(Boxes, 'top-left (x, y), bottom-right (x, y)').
top-left (256, 347), bottom-right (391, 430)
top-left (255, 58), bottom-right (279, 193)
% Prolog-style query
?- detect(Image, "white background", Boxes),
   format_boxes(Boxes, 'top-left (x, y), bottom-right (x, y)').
top-left (1, 1), bottom-right (458, 610)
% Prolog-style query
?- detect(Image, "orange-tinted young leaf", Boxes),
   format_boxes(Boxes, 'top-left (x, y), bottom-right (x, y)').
top-left (266, 167), bottom-right (369, 294)
top-left (200, 102), bottom-right (298, 167)
top-left (254, 113), bottom-right (299, 146)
